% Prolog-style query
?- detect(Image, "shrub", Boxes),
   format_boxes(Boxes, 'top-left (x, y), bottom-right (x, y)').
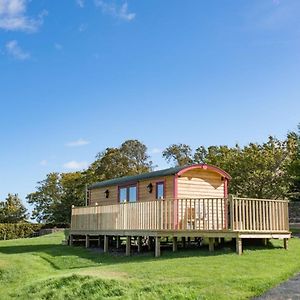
top-left (0, 223), bottom-right (42, 240)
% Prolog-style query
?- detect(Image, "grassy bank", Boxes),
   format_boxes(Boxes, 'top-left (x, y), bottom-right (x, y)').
top-left (0, 232), bottom-right (300, 299)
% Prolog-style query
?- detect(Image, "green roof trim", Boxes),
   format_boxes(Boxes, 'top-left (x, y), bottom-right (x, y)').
top-left (89, 166), bottom-right (185, 190)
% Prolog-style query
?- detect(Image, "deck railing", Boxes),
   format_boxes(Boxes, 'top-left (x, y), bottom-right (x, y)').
top-left (71, 197), bottom-right (289, 233)
top-left (229, 197), bottom-right (289, 232)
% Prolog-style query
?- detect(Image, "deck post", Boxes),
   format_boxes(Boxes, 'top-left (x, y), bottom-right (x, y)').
top-left (236, 237), bottom-right (242, 255)
top-left (182, 237), bottom-right (186, 248)
top-left (187, 237), bottom-right (191, 247)
top-left (284, 238), bottom-right (288, 250)
top-left (126, 236), bottom-right (131, 256)
top-left (85, 235), bottom-right (90, 248)
top-left (209, 238), bottom-right (215, 252)
top-left (172, 237), bottom-right (178, 252)
top-left (262, 238), bottom-right (268, 246)
top-left (155, 236), bottom-right (161, 257)
top-left (97, 235), bottom-right (101, 247)
top-left (69, 234), bottom-right (73, 246)
top-left (137, 236), bottom-right (142, 253)
top-left (116, 236), bottom-right (121, 249)
top-left (104, 235), bottom-right (109, 253)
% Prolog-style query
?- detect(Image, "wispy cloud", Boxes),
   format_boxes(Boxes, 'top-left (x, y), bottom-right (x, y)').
top-left (66, 138), bottom-right (90, 147)
top-left (40, 159), bottom-right (48, 166)
top-left (63, 160), bottom-right (88, 170)
top-left (78, 23), bottom-right (87, 32)
top-left (54, 43), bottom-right (63, 50)
top-left (76, 0), bottom-right (85, 8)
top-left (94, 0), bottom-right (135, 21)
top-left (0, 0), bottom-right (47, 32)
top-left (5, 40), bottom-right (30, 60)
top-left (244, 0), bottom-right (300, 31)
top-left (150, 148), bottom-right (162, 155)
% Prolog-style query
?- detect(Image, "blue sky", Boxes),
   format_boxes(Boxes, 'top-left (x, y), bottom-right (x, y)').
top-left (0, 0), bottom-right (299, 209)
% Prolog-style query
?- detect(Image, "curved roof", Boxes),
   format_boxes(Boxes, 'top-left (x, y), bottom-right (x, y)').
top-left (89, 164), bottom-right (231, 190)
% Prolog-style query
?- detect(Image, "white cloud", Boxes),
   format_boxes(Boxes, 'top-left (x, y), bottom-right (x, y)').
top-left (78, 23), bottom-right (87, 32)
top-left (66, 138), bottom-right (90, 147)
top-left (40, 160), bottom-right (48, 166)
top-left (150, 148), bottom-right (162, 155)
top-left (76, 0), bottom-right (85, 8)
top-left (54, 43), bottom-right (63, 50)
top-left (63, 161), bottom-right (88, 170)
top-left (94, 0), bottom-right (135, 21)
top-left (0, 0), bottom-right (47, 32)
top-left (5, 40), bottom-right (30, 60)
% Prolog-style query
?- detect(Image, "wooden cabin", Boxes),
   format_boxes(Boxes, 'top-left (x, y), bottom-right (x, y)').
top-left (88, 164), bottom-right (230, 204)
top-left (70, 164), bottom-right (290, 257)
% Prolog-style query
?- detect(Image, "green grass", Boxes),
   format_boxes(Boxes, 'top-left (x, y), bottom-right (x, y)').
top-left (1, 233), bottom-right (300, 300)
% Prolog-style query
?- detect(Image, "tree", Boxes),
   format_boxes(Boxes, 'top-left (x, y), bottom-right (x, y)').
top-left (0, 194), bottom-right (28, 223)
top-left (89, 139), bottom-right (153, 181)
top-left (52, 172), bottom-right (86, 223)
top-left (27, 173), bottom-right (61, 223)
top-left (162, 144), bottom-right (193, 166)
top-left (193, 137), bottom-right (295, 199)
top-left (27, 172), bottom-right (86, 223)
top-left (27, 139), bottom-right (153, 223)
top-left (288, 125), bottom-right (300, 201)
top-left (120, 140), bottom-right (153, 174)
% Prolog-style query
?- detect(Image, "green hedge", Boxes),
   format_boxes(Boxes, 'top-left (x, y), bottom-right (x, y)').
top-left (0, 223), bottom-right (42, 240)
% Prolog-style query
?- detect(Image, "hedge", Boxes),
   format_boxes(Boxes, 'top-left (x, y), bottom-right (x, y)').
top-left (0, 223), bottom-right (42, 240)
top-left (40, 223), bottom-right (70, 229)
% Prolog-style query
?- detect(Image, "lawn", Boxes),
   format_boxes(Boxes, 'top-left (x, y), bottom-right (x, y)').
top-left (0, 233), bottom-right (300, 300)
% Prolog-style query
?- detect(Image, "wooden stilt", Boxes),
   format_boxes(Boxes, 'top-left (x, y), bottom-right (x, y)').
top-left (137, 236), bottom-right (142, 253)
top-left (284, 238), bottom-right (288, 250)
top-left (155, 236), bottom-right (161, 257)
top-left (126, 236), bottom-right (131, 256)
top-left (172, 237), bottom-right (178, 252)
top-left (187, 237), bottom-right (191, 247)
top-left (97, 235), bottom-right (101, 247)
top-left (85, 235), bottom-right (90, 248)
top-left (262, 238), bottom-right (267, 246)
top-left (116, 236), bottom-right (120, 249)
top-left (147, 237), bottom-right (151, 250)
top-left (209, 238), bottom-right (214, 252)
top-left (104, 235), bottom-right (109, 253)
top-left (69, 235), bottom-right (73, 246)
top-left (236, 237), bottom-right (242, 255)
top-left (182, 237), bottom-right (186, 248)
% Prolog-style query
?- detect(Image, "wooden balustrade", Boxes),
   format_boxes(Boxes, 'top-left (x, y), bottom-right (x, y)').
top-left (71, 197), bottom-right (289, 233)
top-left (229, 197), bottom-right (289, 232)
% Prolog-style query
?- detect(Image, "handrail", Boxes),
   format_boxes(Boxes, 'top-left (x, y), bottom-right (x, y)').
top-left (71, 197), bottom-right (289, 233)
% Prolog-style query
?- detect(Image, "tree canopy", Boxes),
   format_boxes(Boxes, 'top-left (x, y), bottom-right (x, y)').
top-left (0, 194), bottom-right (28, 223)
top-left (25, 126), bottom-right (300, 224)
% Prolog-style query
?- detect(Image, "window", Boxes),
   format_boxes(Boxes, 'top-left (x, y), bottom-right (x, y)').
top-left (119, 185), bottom-right (137, 203)
top-left (156, 182), bottom-right (165, 200)
top-left (119, 188), bottom-right (127, 203)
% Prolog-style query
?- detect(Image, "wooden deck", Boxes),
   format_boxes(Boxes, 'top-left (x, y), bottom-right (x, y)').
top-left (69, 196), bottom-right (290, 256)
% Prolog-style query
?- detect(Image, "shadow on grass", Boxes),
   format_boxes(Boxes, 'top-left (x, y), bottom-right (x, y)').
top-left (0, 238), bottom-right (283, 271)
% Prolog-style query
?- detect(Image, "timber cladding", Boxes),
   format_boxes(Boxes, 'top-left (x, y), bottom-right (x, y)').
top-left (177, 169), bottom-right (225, 198)
top-left (89, 176), bottom-right (174, 205)
top-left (89, 166), bottom-right (227, 205)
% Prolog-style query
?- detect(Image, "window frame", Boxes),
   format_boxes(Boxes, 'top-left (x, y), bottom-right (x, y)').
top-left (155, 181), bottom-right (165, 200)
top-left (118, 183), bottom-right (138, 203)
